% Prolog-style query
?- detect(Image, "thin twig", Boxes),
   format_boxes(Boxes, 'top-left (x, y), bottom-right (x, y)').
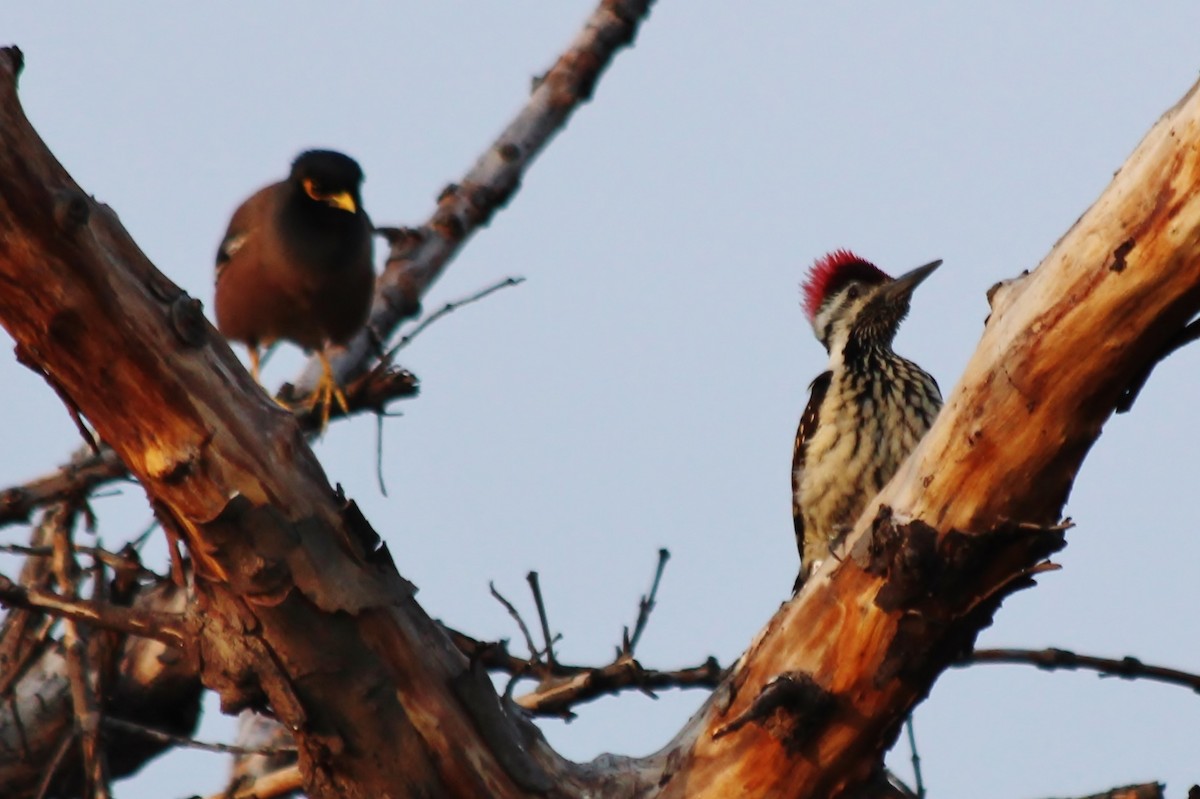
top-left (447, 625), bottom-right (723, 717)
top-left (156, 506), bottom-right (188, 588)
top-left (526, 571), bottom-right (557, 666)
top-left (33, 731), bottom-right (75, 799)
top-left (105, 716), bottom-right (298, 757)
top-left (51, 506), bottom-right (111, 799)
top-left (383, 275), bottom-right (525, 360)
top-left (33, 363), bottom-right (100, 457)
top-left (0, 574), bottom-right (187, 647)
top-left (129, 518), bottom-right (160, 551)
top-left (0, 542), bottom-right (158, 579)
top-left (0, 448), bottom-right (130, 530)
top-left (489, 581), bottom-right (540, 661)
top-left (375, 413), bottom-right (388, 497)
top-left (8, 694), bottom-right (30, 759)
top-left (963, 647), bottom-right (1200, 694)
top-left (905, 717), bottom-right (925, 799)
top-left (625, 548), bottom-right (669, 655)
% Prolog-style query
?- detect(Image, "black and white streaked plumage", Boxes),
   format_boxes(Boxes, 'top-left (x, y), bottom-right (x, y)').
top-left (792, 250), bottom-right (943, 591)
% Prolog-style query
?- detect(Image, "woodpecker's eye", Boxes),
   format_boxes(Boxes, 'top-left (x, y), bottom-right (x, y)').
top-left (846, 284), bottom-right (861, 301)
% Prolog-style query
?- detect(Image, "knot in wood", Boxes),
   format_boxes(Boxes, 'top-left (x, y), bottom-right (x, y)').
top-left (53, 189), bottom-right (90, 232)
top-left (169, 295), bottom-right (207, 347)
top-left (713, 671), bottom-right (835, 756)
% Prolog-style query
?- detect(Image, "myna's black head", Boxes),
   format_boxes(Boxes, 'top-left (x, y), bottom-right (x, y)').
top-left (289, 150), bottom-right (365, 214)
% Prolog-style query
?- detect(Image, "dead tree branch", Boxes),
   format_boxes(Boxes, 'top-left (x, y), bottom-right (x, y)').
top-left (295, 0), bottom-right (654, 394)
top-left (525, 571), bottom-right (558, 666)
top-left (0, 449), bottom-right (128, 529)
top-left (378, 271), bottom-right (525, 359)
top-left (489, 581), bottom-right (542, 663)
top-left (964, 647), bottom-right (1200, 694)
top-left (1059, 784), bottom-right (1164, 799)
top-left (446, 627), bottom-right (722, 718)
top-left (624, 548), bottom-right (669, 656)
top-left (0, 576), bottom-right (186, 647)
top-left (103, 716), bottom-right (296, 758)
top-left (50, 508), bottom-right (111, 799)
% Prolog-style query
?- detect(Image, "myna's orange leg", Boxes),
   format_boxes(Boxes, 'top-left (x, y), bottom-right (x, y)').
top-left (310, 350), bottom-right (351, 430)
top-left (247, 345), bottom-right (262, 383)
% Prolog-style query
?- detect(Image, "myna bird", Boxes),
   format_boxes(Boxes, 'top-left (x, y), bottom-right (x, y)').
top-left (214, 150), bottom-right (375, 426)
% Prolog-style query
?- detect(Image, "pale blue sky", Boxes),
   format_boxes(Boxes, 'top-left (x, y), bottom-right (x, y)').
top-left (5, 3), bottom-right (1200, 797)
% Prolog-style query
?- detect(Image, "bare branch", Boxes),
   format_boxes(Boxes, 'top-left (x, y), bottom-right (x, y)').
top-left (0, 543), bottom-right (159, 581)
top-left (624, 548), bottom-right (669, 656)
top-left (526, 571), bottom-right (557, 666)
top-left (515, 655), bottom-right (722, 719)
top-left (297, 0), bottom-right (655, 395)
top-left (489, 581), bottom-right (540, 662)
top-left (1055, 784), bottom-right (1165, 799)
top-left (0, 449), bottom-right (128, 530)
top-left (444, 626), bottom-right (722, 718)
top-left (904, 718), bottom-right (924, 799)
top-left (0, 575), bottom-right (187, 647)
top-left (33, 732), bottom-right (75, 799)
top-left (0, 508), bottom-right (67, 703)
top-left (50, 507), bottom-right (111, 799)
top-left (103, 717), bottom-right (296, 758)
top-left (380, 273), bottom-right (525, 358)
top-left (964, 647), bottom-right (1200, 694)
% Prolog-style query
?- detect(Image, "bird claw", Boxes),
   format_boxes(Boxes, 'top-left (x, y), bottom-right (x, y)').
top-left (307, 351), bottom-right (351, 431)
top-left (829, 524), bottom-right (853, 564)
top-left (309, 380), bottom-right (350, 430)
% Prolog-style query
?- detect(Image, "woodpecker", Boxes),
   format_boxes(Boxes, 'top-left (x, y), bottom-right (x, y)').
top-left (792, 250), bottom-right (943, 591)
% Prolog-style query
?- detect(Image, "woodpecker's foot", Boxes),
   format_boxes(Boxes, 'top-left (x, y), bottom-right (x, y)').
top-left (308, 351), bottom-right (351, 431)
top-left (829, 525), bottom-right (853, 564)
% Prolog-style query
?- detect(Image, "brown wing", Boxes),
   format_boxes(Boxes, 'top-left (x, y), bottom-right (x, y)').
top-left (213, 186), bottom-right (282, 347)
top-left (792, 370), bottom-right (831, 591)
top-left (215, 186), bottom-right (274, 281)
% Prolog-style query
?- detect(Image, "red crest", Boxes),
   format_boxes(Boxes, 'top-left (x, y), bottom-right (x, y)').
top-left (801, 249), bottom-right (889, 321)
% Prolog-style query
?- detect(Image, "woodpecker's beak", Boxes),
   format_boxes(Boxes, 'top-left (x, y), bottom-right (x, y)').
top-left (880, 259), bottom-right (941, 303)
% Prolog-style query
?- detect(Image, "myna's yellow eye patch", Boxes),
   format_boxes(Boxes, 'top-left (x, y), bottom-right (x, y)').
top-left (302, 178), bottom-right (356, 213)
